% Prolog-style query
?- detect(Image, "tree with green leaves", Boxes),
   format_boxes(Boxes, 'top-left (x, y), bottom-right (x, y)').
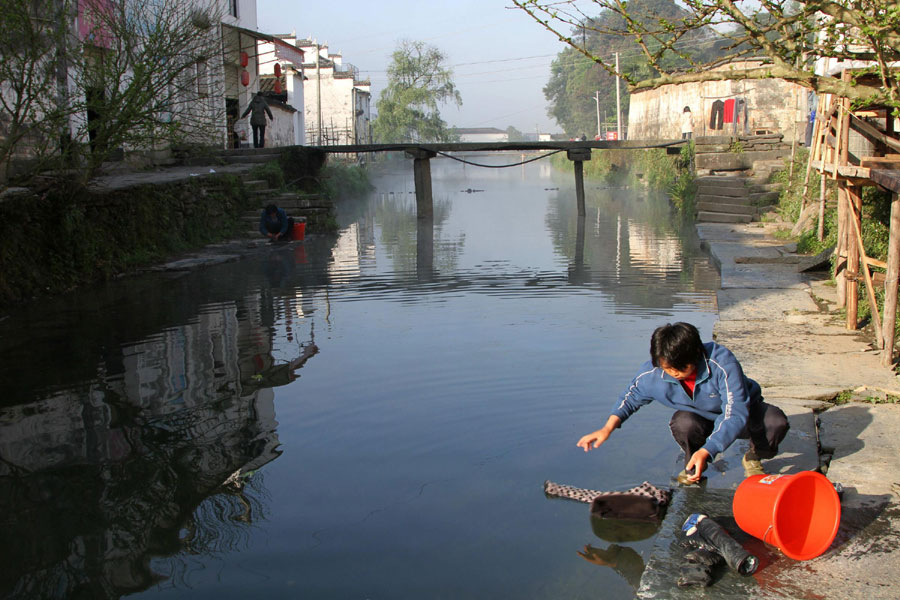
top-left (514, 0), bottom-right (900, 112)
top-left (537, 0), bottom-right (724, 135)
top-left (506, 125), bottom-right (525, 141)
top-left (373, 40), bottom-right (462, 143)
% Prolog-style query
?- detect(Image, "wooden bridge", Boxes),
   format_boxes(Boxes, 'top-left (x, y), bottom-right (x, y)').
top-left (305, 139), bottom-right (685, 280)
top-left (309, 139), bottom-right (686, 220)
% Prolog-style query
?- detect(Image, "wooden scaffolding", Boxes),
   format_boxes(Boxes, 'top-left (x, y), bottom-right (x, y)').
top-left (803, 70), bottom-right (900, 367)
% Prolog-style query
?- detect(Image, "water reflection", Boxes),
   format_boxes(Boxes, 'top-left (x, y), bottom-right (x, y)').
top-left (0, 284), bottom-right (317, 599)
top-left (0, 155), bottom-right (719, 599)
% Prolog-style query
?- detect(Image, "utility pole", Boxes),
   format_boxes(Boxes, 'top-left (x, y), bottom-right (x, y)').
top-left (593, 91), bottom-right (601, 139)
top-left (615, 52), bottom-right (622, 139)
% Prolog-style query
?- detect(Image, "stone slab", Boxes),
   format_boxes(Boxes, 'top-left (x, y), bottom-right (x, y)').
top-left (717, 288), bottom-right (818, 321)
top-left (697, 185), bottom-right (748, 198)
top-left (695, 223), bottom-right (787, 245)
top-left (697, 202), bottom-right (755, 215)
top-left (761, 386), bottom-right (846, 405)
top-left (696, 150), bottom-right (790, 172)
top-left (697, 193), bottom-right (753, 205)
top-left (719, 263), bottom-right (810, 289)
top-left (819, 403), bottom-right (900, 499)
top-left (154, 254), bottom-right (242, 271)
top-left (698, 211), bottom-right (752, 224)
top-left (713, 320), bottom-right (900, 391)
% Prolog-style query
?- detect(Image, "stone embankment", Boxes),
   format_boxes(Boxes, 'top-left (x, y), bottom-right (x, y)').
top-left (693, 134), bottom-right (793, 224)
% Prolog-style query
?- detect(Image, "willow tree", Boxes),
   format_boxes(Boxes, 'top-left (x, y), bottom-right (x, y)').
top-left (513, 0), bottom-right (900, 111)
top-left (373, 40), bottom-right (462, 143)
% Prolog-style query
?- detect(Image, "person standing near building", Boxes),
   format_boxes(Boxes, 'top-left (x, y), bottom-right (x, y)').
top-left (681, 106), bottom-right (694, 140)
top-left (241, 92), bottom-right (274, 148)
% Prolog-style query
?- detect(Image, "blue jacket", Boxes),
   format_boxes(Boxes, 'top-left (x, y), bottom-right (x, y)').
top-left (612, 342), bottom-right (762, 458)
top-left (260, 207), bottom-right (289, 236)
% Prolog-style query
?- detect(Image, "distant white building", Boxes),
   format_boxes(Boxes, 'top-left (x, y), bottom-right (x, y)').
top-left (297, 41), bottom-right (371, 146)
top-left (454, 127), bottom-right (508, 143)
top-left (257, 34), bottom-right (307, 146)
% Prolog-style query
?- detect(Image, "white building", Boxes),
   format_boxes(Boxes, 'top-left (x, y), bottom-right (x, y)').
top-left (453, 128), bottom-right (508, 143)
top-left (256, 34), bottom-right (307, 146)
top-left (297, 41), bottom-right (372, 146)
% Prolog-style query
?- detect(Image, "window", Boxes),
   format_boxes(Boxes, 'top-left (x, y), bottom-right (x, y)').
top-left (197, 60), bottom-right (208, 97)
top-left (229, 0), bottom-right (238, 18)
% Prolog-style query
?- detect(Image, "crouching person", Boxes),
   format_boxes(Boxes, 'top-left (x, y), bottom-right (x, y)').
top-left (577, 322), bottom-right (789, 485)
top-left (259, 203), bottom-right (295, 241)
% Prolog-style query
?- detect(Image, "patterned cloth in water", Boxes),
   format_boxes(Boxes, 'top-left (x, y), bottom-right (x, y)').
top-left (544, 480), bottom-right (672, 522)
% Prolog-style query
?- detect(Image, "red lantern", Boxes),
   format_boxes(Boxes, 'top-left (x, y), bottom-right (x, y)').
top-left (240, 51), bottom-right (248, 67)
top-left (240, 70), bottom-right (249, 86)
top-left (274, 79), bottom-right (282, 94)
top-left (274, 63), bottom-right (282, 77)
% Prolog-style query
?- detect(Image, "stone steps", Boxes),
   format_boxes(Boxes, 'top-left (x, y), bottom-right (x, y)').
top-left (697, 210), bottom-right (753, 223)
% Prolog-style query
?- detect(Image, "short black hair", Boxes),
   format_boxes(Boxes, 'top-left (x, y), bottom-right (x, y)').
top-left (265, 204), bottom-right (278, 215)
top-left (650, 322), bottom-right (704, 370)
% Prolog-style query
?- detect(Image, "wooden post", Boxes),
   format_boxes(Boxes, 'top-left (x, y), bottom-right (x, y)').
top-left (835, 184), bottom-right (847, 307)
top-left (406, 148), bottom-right (437, 221)
top-left (847, 186), bottom-right (883, 348)
top-left (567, 148), bottom-right (592, 217)
top-left (882, 191), bottom-right (900, 367)
top-left (845, 184), bottom-right (860, 330)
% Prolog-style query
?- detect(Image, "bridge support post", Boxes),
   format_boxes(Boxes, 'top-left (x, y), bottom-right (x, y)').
top-left (405, 148), bottom-right (437, 221)
top-left (406, 148), bottom-right (437, 275)
top-left (567, 148), bottom-right (592, 217)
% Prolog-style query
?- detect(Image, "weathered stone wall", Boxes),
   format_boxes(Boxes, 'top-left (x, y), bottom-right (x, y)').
top-left (0, 175), bottom-right (253, 308)
top-left (628, 62), bottom-right (810, 142)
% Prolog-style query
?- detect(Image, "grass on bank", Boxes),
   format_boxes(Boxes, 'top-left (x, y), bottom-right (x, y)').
top-left (769, 147), bottom-right (898, 336)
top-left (550, 142), bottom-right (697, 219)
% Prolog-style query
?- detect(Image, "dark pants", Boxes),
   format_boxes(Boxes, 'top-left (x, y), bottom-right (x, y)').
top-left (709, 101), bottom-right (725, 130)
top-left (669, 402), bottom-right (789, 466)
top-left (252, 124), bottom-right (267, 148)
top-left (681, 132), bottom-right (692, 140)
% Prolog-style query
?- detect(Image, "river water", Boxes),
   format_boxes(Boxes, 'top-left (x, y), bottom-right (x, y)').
top-left (0, 154), bottom-right (719, 599)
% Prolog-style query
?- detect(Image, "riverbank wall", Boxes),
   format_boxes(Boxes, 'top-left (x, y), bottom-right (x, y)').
top-left (0, 172), bottom-right (255, 309)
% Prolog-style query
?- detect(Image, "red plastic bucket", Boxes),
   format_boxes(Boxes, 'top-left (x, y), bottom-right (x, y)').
top-left (292, 221), bottom-right (306, 241)
top-left (733, 471), bottom-right (841, 561)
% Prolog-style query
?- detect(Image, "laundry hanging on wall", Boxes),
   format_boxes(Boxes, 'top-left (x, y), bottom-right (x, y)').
top-left (708, 97), bottom-right (749, 134)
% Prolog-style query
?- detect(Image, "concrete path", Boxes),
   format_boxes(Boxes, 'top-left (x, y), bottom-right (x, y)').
top-left (637, 222), bottom-right (900, 598)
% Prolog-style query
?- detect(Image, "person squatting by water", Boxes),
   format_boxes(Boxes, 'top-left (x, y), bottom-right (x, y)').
top-left (259, 204), bottom-right (295, 241)
top-left (577, 322), bottom-right (789, 485)
top-left (241, 91), bottom-right (274, 148)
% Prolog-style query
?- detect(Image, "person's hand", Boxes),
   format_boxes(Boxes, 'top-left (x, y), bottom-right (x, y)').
top-left (577, 415), bottom-right (621, 452)
top-left (577, 428), bottom-right (611, 452)
top-left (577, 544), bottom-right (617, 567)
top-left (685, 449), bottom-right (710, 483)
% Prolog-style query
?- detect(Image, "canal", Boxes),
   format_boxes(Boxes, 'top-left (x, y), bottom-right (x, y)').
top-left (0, 153), bottom-right (719, 599)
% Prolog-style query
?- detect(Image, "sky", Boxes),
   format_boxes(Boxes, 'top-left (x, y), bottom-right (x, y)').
top-left (256, 0), bottom-right (574, 134)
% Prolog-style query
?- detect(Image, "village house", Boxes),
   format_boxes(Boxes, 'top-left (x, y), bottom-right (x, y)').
top-left (254, 34), bottom-right (307, 147)
top-left (296, 40), bottom-right (372, 146)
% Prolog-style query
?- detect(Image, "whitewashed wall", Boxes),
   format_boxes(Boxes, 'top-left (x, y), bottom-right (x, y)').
top-left (627, 62), bottom-right (809, 142)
